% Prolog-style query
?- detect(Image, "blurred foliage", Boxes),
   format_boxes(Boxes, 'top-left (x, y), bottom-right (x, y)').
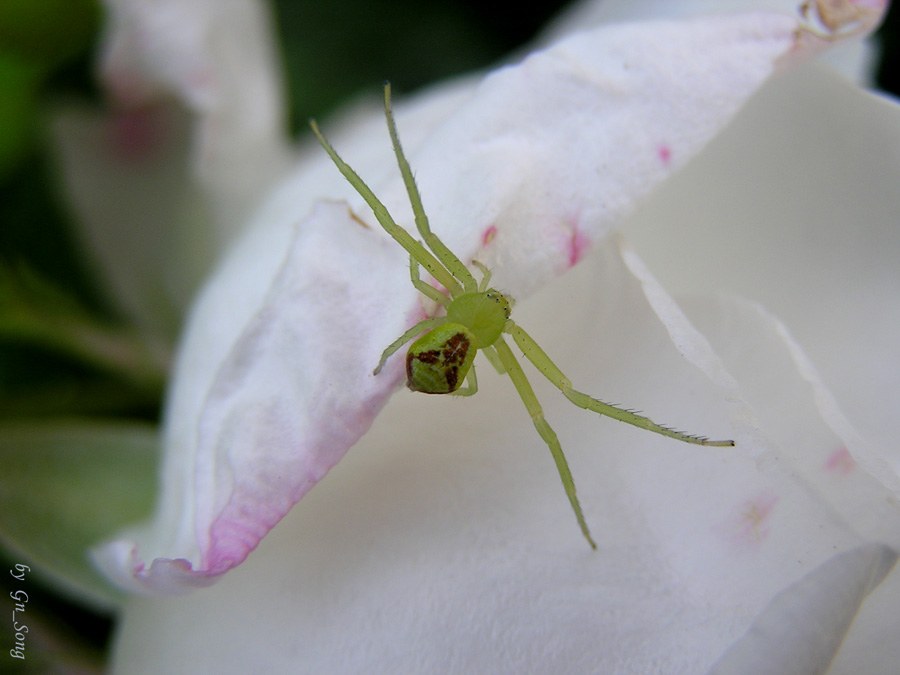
top-left (272, 0), bottom-right (571, 128)
top-left (877, 0), bottom-right (900, 95)
top-left (0, 422), bottom-right (159, 607)
top-left (0, 0), bottom-right (897, 671)
top-left (0, 0), bottom-right (100, 179)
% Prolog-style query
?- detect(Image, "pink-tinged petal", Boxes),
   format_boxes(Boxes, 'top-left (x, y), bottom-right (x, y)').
top-left (390, 12), bottom-right (842, 299)
top-left (194, 203), bottom-right (413, 575)
top-left (95, 201), bottom-right (412, 592)
top-left (100, 541), bottom-right (218, 594)
top-left (98, 10), bottom-right (885, 593)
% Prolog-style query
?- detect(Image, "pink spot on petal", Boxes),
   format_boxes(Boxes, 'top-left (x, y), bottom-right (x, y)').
top-left (657, 144), bottom-right (672, 166)
top-left (481, 225), bottom-right (498, 246)
top-left (824, 446), bottom-right (855, 476)
top-left (717, 493), bottom-right (779, 549)
top-left (567, 224), bottom-right (591, 268)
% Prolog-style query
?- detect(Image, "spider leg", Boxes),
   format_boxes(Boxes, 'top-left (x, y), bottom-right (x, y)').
top-left (471, 260), bottom-right (492, 292)
top-left (309, 119), bottom-right (461, 296)
top-left (409, 254), bottom-right (450, 309)
top-left (374, 316), bottom-right (447, 376)
top-left (383, 84), bottom-right (478, 294)
top-left (481, 345), bottom-right (506, 375)
top-left (505, 321), bottom-right (734, 447)
top-left (494, 336), bottom-right (597, 550)
top-left (451, 363), bottom-right (478, 397)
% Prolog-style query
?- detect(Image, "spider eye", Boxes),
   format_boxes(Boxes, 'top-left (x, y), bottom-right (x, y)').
top-left (406, 323), bottom-right (477, 394)
top-left (486, 291), bottom-right (511, 319)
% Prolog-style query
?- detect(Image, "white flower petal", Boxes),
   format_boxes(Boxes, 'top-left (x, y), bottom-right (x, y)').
top-left (623, 64), bottom-right (900, 464)
top-left (96, 11), bottom-right (833, 593)
top-left (401, 12), bottom-right (804, 299)
top-left (623, 60), bottom-right (900, 671)
top-left (542, 0), bottom-right (883, 84)
top-left (94, 200), bottom-right (411, 591)
top-left (110, 240), bottom-right (900, 671)
top-left (681, 293), bottom-right (900, 525)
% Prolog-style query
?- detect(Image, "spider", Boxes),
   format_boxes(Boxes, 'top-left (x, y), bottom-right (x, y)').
top-left (310, 84), bottom-right (734, 549)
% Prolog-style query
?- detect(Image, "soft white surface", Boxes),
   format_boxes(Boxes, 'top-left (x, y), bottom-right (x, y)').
top-left (111, 240), bottom-right (900, 673)
top-left (541, 0), bottom-right (882, 83)
top-left (95, 10), bottom-right (816, 594)
top-left (84, 0), bottom-right (900, 670)
top-left (623, 65), bottom-right (900, 468)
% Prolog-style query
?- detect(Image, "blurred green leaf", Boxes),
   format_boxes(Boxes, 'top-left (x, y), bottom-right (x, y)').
top-left (0, 420), bottom-right (159, 608)
top-left (273, 0), bottom-right (569, 129)
top-left (0, 263), bottom-right (170, 395)
top-left (0, 54), bottom-right (39, 177)
top-left (0, 0), bottom-right (100, 69)
top-left (0, 0), bottom-right (100, 179)
top-left (0, 148), bottom-right (109, 315)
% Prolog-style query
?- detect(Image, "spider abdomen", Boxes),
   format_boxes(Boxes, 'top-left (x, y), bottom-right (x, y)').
top-left (406, 323), bottom-right (477, 394)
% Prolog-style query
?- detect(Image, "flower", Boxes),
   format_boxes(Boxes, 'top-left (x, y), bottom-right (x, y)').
top-left (54, 0), bottom-right (900, 671)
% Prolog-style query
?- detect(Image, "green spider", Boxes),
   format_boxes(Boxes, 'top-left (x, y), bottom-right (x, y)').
top-left (310, 84), bottom-right (734, 549)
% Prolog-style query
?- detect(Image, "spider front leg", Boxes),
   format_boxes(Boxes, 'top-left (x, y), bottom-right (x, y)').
top-left (409, 254), bottom-right (450, 309)
top-left (309, 117), bottom-right (462, 297)
top-left (451, 364), bottom-right (478, 397)
top-left (374, 316), bottom-right (446, 376)
top-left (505, 321), bottom-right (735, 447)
top-left (493, 336), bottom-right (597, 550)
top-left (383, 84), bottom-right (478, 294)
